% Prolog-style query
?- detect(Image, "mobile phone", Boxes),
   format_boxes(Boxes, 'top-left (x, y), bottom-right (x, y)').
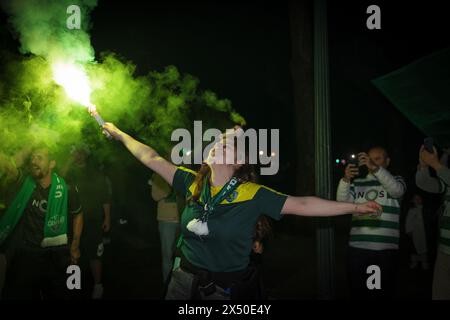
top-left (424, 137), bottom-right (434, 153)
top-left (347, 154), bottom-right (368, 179)
top-left (348, 154), bottom-right (358, 167)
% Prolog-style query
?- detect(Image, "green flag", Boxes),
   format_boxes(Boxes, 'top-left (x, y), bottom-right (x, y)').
top-left (372, 48), bottom-right (450, 147)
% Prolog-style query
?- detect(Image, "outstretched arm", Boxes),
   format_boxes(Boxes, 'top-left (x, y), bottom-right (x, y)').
top-left (281, 196), bottom-right (381, 217)
top-left (103, 123), bottom-right (177, 186)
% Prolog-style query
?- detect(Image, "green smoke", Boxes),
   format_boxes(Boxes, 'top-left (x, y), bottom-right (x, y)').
top-left (0, 52), bottom-right (91, 155)
top-left (2, 0), bottom-right (97, 63)
top-left (0, 0), bottom-right (245, 169)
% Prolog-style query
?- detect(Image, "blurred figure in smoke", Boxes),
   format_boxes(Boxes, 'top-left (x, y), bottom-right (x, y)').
top-left (405, 194), bottom-right (428, 270)
top-left (0, 144), bottom-right (83, 299)
top-left (416, 146), bottom-right (450, 300)
top-left (62, 145), bottom-right (111, 299)
top-left (0, 147), bottom-right (32, 299)
top-left (149, 172), bottom-right (180, 285)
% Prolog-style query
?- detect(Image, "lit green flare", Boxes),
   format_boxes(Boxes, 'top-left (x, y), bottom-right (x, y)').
top-left (52, 62), bottom-right (92, 107)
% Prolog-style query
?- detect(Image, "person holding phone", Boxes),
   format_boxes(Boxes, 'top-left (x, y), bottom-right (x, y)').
top-left (337, 146), bottom-right (406, 299)
top-left (416, 143), bottom-right (450, 300)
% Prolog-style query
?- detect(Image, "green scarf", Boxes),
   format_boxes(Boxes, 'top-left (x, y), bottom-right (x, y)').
top-left (0, 173), bottom-right (68, 247)
top-left (199, 175), bottom-right (240, 218)
top-left (186, 175), bottom-right (240, 237)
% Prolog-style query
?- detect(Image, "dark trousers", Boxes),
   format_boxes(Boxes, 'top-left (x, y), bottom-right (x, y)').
top-left (347, 246), bottom-right (399, 300)
top-left (5, 246), bottom-right (71, 299)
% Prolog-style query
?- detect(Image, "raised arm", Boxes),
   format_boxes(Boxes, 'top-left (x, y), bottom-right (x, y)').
top-left (336, 164), bottom-right (358, 202)
top-left (0, 146), bottom-right (31, 183)
top-left (103, 123), bottom-right (177, 186)
top-left (416, 166), bottom-right (443, 193)
top-left (417, 145), bottom-right (450, 193)
top-left (357, 152), bottom-right (405, 198)
top-left (336, 179), bottom-right (354, 203)
top-left (281, 196), bottom-right (381, 217)
top-left (0, 153), bottom-right (17, 181)
top-left (372, 167), bottom-right (406, 199)
top-left (433, 148), bottom-right (450, 187)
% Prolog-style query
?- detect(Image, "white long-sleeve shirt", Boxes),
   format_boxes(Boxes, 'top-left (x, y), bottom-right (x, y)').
top-left (336, 166), bottom-right (406, 251)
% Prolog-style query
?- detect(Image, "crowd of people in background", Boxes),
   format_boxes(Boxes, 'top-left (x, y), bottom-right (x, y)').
top-left (337, 145), bottom-right (450, 299)
top-left (0, 134), bottom-right (448, 300)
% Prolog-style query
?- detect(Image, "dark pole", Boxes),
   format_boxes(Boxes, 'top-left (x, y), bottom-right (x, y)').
top-left (289, 0), bottom-right (315, 198)
top-left (314, 0), bottom-right (336, 299)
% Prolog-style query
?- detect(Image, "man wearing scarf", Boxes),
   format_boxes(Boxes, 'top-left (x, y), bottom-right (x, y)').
top-left (0, 144), bottom-right (83, 299)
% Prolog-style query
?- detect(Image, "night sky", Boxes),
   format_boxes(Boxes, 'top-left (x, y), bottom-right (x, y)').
top-left (88, 0), bottom-right (449, 194)
top-left (2, 0), bottom-right (448, 194)
top-left (89, 0), bottom-right (295, 192)
top-left (328, 0), bottom-right (449, 193)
